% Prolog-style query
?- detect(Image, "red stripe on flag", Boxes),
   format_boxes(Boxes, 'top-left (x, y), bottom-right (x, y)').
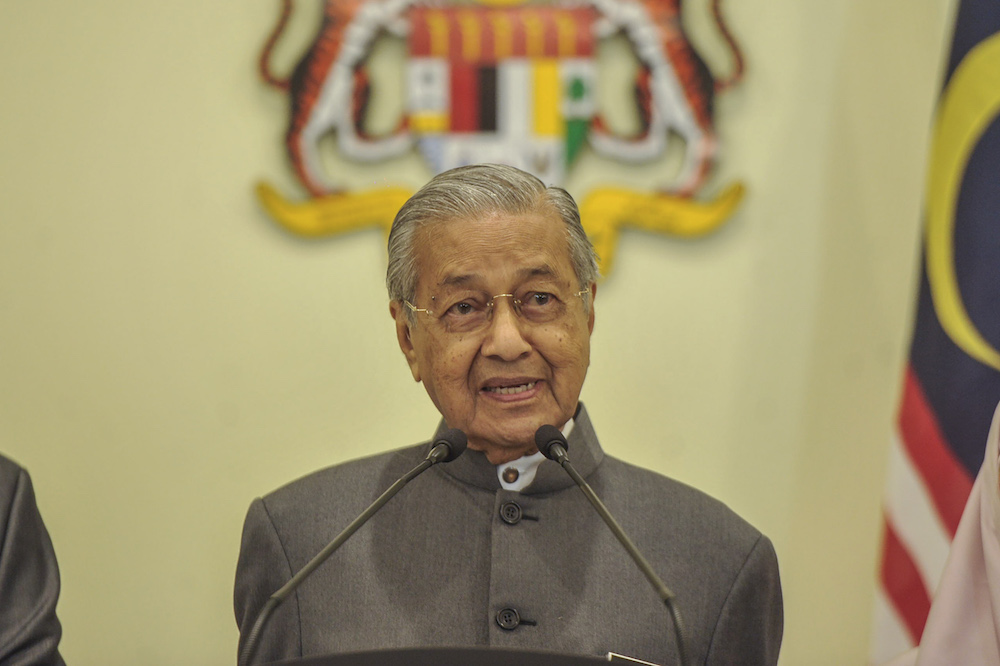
top-left (898, 366), bottom-right (975, 537)
top-left (880, 516), bottom-right (931, 643)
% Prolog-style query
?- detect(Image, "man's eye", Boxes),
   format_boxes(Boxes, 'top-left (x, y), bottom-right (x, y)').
top-left (448, 302), bottom-right (476, 316)
top-left (528, 292), bottom-right (553, 306)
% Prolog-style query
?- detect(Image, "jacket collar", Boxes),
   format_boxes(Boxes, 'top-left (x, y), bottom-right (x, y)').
top-left (430, 403), bottom-right (604, 494)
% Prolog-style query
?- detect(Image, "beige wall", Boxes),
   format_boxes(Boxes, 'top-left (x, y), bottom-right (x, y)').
top-left (0, 1), bottom-right (956, 664)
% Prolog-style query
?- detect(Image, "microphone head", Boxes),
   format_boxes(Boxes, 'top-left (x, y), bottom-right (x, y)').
top-left (534, 425), bottom-right (568, 461)
top-left (432, 428), bottom-right (468, 462)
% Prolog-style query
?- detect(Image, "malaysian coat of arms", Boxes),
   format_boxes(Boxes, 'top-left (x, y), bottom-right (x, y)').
top-left (256, 0), bottom-right (745, 277)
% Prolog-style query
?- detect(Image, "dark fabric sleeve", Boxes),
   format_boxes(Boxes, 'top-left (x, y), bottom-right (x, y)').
top-left (234, 497), bottom-right (301, 665)
top-left (705, 533), bottom-right (784, 665)
top-left (0, 463), bottom-right (66, 666)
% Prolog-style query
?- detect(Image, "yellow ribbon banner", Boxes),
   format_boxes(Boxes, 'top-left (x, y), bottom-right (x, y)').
top-left (580, 182), bottom-right (745, 276)
top-left (257, 179), bottom-right (743, 279)
top-left (256, 182), bottom-right (414, 238)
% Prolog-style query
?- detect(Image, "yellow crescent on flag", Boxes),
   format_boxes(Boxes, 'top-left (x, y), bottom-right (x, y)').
top-left (925, 32), bottom-right (1000, 371)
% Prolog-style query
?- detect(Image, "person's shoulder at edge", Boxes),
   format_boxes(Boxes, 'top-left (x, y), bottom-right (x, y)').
top-left (0, 452), bottom-right (67, 666)
top-left (0, 452), bottom-right (24, 492)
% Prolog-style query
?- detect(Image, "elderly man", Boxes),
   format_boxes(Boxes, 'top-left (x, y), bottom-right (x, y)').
top-left (235, 164), bottom-right (783, 664)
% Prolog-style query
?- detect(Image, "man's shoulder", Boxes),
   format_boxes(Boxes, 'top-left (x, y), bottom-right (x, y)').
top-left (599, 455), bottom-right (765, 550)
top-left (257, 443), bottom-right (428, 520)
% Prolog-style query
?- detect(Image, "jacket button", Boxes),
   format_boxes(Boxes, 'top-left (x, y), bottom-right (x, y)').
top-left (499, 501), bottom-right (522, 525)
top-left (496, 607), bottom-right (521, 631)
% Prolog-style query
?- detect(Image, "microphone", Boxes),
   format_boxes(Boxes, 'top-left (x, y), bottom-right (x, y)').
top-left (239, 428), bottom-right (468, 666)
top-left (534, 425), bottom-right (689, 666)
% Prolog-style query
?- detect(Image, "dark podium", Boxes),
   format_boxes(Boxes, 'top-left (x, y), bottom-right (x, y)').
top-left (265, 647), bottom-right (612, 665)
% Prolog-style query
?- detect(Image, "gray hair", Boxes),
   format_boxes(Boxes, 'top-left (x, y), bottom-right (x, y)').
top-left (386, 164), bottom-right (599, 312)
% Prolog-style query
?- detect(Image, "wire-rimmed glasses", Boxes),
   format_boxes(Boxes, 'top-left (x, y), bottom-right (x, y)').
top-left (404, 288), bottom-right (589, 335)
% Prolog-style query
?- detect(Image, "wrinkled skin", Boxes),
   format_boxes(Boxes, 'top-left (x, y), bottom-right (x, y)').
top-left (390, 209), bottom-right (596, 465)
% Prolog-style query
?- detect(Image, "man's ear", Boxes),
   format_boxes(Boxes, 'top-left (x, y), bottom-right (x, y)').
top-left (587, 282), bottom-right (597, 333)
top-left (389, 301), bottom-right (421, 382)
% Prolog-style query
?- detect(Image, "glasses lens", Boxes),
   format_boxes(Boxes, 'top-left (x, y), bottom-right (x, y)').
top-left (517, 291), bottom-right (567, 323)
top-left (438, 296), bottom-right (490, 334)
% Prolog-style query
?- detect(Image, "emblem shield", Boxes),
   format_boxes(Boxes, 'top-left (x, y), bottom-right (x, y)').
top-left (407, 6), bottom-right (597, 186)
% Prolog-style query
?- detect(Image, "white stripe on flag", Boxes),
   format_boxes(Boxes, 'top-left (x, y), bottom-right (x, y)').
top-left (870, 588), bottom-right (917, 664)
top-left (883, 431), bottom-right (952, 593)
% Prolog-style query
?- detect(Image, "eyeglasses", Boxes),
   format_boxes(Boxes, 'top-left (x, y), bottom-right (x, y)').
top-left (404, 288), bottom-right (589, 334)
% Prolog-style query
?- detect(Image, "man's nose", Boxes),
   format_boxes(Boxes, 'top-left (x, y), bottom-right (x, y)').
top-left (481, 299), bottom-right (531, 361)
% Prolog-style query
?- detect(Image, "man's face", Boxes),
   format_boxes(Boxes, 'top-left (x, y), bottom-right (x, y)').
top-left (390, 208), bottom-right (596, 464)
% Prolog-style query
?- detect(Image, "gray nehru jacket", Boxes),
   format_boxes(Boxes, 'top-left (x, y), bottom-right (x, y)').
top-left (234, 405), bottom-right (783, 664)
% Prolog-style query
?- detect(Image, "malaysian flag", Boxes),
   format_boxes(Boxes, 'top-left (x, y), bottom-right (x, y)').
top-left (870, 1), bottom-right (1000, 661)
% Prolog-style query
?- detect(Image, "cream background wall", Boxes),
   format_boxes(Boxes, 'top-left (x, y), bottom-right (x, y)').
top-left (0, 1), bottom-right (956, 664)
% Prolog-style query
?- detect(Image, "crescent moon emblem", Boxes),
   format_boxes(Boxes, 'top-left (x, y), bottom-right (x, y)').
top-left (925, 32), bottom-right (1000, 371)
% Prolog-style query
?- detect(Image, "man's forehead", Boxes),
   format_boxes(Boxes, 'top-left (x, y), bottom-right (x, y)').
top-left (435, 264), bottom-right (563, 290)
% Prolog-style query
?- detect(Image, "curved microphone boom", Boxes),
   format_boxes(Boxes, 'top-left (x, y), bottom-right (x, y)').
top-left (534, 425), bottom-right (689, 666)
top-left (239, 428), bottom-right (468, 666)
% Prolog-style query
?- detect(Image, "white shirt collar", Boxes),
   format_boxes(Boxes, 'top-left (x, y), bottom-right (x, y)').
top-left (496, 418), bottom-right (575, 492)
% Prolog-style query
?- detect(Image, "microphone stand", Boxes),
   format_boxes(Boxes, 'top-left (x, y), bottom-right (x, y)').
top-left (537, 426), bottom-right (689, 666)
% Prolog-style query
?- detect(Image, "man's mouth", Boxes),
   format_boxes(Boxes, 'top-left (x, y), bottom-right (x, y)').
top-left (483, 381), bottom-right (536, 395)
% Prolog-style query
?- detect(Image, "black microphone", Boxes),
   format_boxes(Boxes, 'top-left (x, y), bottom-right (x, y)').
top-left (535, 425), bottom-right (689, 666)
top-left (239, 428), bottom-right (468, 666)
